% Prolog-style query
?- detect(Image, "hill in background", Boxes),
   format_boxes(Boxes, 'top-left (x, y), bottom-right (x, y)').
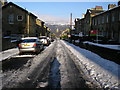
top-left (45, 24), bottom-right (70, 37)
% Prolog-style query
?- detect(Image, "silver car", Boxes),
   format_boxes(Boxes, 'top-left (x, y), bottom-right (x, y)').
top-left (39, 36), bottom-right (49, 46)
top-left (18, 37), bottom-right (44, 54)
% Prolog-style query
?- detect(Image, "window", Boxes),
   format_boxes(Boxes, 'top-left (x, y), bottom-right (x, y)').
top-left (98, 18), bottom-right (100, 24)
top-left (106, 15), bottom-right (109, 23)
top-left (119, 12), bottom-right (120, 21)
top-left (22, 39), bottom-right (37, 43)
top-left (8, 14), bottom-right (14, 24)
top-left (92, 19), bottom-right (94, 25)
top-left (96, 19), bottom-right (98, 25)
top-left (17, 15), bottom-right (23, 21)
top-left (112, 14), bottom-right (115, 22)
top-left (102, 16), bottom-right (104, 24)
top-left (95, 19), bottom-right (97, 25)
top-left (111, 31), bottom-right (114, 39)
top-left (6, 31), bottom-right (11, 36)
top-left (87, 19), bottom-right (89, 24)
top-left (94, 19), bottom-right (95, 25)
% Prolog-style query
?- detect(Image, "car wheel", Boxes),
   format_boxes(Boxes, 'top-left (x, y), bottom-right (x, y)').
top-left (19, 52), bottom-right (23, 55)
top-left (35, 51), bottom-right (39, 55)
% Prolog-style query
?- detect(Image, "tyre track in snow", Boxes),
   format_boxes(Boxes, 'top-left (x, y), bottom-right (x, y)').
top-left (56, 40), bottom-right (90, 89)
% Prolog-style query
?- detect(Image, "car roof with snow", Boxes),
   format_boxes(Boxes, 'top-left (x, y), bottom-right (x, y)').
top-left (21, 37), bottom-right (38, 40)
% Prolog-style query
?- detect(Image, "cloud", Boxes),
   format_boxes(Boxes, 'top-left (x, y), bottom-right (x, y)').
top-left (34, 12), bottom-right (70, 25)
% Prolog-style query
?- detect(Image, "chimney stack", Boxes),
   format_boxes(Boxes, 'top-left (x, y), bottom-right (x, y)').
top-left (95, 6), bottom-right (103, 10)
top-left (1, 0), bottom-right (8, 6)
top-left (108, 4), bottom-right (116, 10)
top-left (118, 0), bottom-right (120, 6)
top-left (70, 13), bottom-right (72, 30)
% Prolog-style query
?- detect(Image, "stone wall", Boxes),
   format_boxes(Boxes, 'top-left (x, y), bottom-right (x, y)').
top-left (2, 38), bottom-right (17, 51)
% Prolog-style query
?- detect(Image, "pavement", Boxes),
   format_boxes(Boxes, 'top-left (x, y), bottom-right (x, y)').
top-left (0, 48), bottom-right (19, 61)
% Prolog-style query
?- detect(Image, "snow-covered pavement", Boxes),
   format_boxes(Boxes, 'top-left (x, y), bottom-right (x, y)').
top-left (83, 41), bottom-right (120, 50)
top-left (61, 40), bottom-right (120, 89)
top-left (0, 48), bottom-right (19, 61)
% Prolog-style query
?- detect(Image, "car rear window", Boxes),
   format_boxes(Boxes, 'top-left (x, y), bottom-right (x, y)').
top-left (39, 37), bottom-right (47, 39)
top-left (22, 39), bottom-right (37, 43)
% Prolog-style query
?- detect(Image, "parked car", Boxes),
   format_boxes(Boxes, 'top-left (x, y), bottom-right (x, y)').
top-left (18, 37), bottom-right (44, 54)
top-left (39, 36), bottom-right (50, 46)
top-left (47, 37), bottom-right (51, 44)
top-left (51, 38), bottom-right (54, 42)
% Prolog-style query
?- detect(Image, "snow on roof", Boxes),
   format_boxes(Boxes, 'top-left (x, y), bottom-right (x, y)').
top-left (3, 36), bottom-right (11, 38)
top-left (11, 40), bottom-right (18, 42)
top-left (21, 37), bottom-right (38, 40)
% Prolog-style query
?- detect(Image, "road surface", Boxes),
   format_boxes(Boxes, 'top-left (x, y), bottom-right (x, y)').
top-left (2, 40), bottom-right (99, 89)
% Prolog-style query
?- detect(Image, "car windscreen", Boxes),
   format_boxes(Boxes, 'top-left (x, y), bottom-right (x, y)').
top-left (22, 39), bottom-right (37, 43)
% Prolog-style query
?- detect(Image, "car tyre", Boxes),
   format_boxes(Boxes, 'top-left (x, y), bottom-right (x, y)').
top-left (19, 52), bottom-right (23, 55)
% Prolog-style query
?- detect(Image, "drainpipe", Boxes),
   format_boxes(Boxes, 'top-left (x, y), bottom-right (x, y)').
top-left (27, 12), bottom-right (30, 37)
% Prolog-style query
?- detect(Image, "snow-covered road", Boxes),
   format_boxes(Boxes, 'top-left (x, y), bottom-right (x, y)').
top-left (1, 40), bottom-right (120, 89)
top-left (56, 40), bottom-right (89, 88)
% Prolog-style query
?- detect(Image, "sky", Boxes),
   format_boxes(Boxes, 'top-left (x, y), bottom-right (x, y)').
top-left (7, 0), bottom-right (118, 25)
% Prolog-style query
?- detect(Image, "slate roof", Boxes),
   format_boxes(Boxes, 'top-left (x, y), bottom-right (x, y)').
top-left (2, 2), bottom-right (37, 18)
